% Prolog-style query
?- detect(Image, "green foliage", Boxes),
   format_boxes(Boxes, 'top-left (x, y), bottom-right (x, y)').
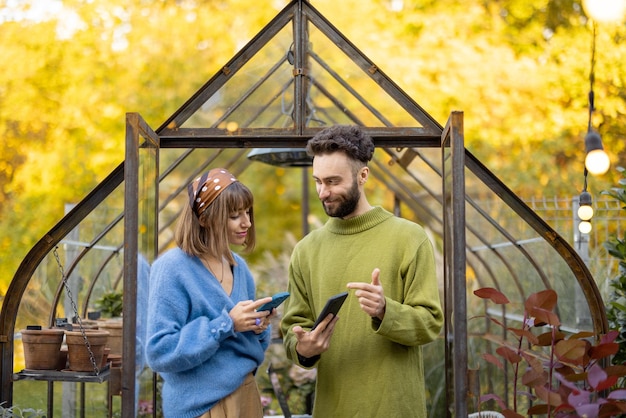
top-left (0, 0), bottom-right (625, 296)
top-left (603, 167), bottom-right (626, 366)
top-left (474, 287), bottom-right (626, 417)
top-left (602, 167), bottom-right (626, 212)
top-left (0, 0), bottom-right (279, 294)
top-left (0, 402), bottom-right (45, 418)
top-left (94, 291), bottom-right (123, 318)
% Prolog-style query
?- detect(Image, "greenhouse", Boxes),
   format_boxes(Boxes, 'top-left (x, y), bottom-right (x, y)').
top-left (0, 1), bottom-right (620, 417)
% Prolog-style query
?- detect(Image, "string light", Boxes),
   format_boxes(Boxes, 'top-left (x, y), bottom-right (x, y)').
top-left (579, 220), bottom-right (592, 234)
top-left (578, 193), bottom-right (593, 222)
top-left (577, 169), bottom-right (594, 234)
top-left (582, 0), bottom-right (626, 24)
top-left (584, 22), bottom-right (610, 176)
top-left (585, 131), bottom-right (610, 175)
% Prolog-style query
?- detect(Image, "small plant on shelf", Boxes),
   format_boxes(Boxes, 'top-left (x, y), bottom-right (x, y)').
top-left (473, 287), bottom-right (626, 417)
top-left (94, 291), bottom-right (123, 318)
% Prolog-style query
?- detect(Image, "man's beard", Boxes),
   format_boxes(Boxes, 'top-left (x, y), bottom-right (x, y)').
top-left (322, 180), bottom-right (360, 218)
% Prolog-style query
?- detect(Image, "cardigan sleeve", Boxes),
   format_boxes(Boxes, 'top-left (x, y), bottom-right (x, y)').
top-left (146, 297), bottom-right (236, 373)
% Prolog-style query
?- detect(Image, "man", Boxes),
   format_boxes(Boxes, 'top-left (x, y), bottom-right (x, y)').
top-left (281, 124), bottom-right (444, 417)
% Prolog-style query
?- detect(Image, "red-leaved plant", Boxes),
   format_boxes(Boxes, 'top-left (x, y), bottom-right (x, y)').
top-left (473, 287), bottom-right (626, 417)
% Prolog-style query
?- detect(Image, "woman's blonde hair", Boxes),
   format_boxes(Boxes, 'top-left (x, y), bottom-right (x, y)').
top-left (175, 181), bottom-right (255, 265)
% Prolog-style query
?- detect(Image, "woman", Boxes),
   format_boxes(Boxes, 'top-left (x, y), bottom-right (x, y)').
top-left (146, 168), bottom-right (274, 418)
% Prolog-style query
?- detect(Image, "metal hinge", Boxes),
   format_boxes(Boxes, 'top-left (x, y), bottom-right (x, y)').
top-left (293, 67), bottom-right (309, 77)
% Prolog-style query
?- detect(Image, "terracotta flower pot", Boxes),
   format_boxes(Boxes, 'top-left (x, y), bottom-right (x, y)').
top-left (65, 329), bottom-right (109, 372)
top-left (98, 319), bottom-right (123, 356)
top-left (21, 328), bottom-right (65, 370)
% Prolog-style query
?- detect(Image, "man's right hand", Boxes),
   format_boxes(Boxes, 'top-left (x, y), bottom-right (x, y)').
top-left (293, 314), bottom-right (340, 358)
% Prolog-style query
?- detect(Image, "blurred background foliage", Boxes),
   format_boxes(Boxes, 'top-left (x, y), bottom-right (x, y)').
top-left (0, 0), bottom-right (625, 295)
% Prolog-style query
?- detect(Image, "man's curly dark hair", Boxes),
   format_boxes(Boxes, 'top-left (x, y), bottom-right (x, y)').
top-left (306, 125), bottom-right (374, 164)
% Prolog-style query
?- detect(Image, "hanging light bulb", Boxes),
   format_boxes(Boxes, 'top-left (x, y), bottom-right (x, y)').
top-left (579, 220), bottom-right (592, 234)
top-left (584, 131), bottom-right (610, 175)
top-left (582, 0), bottom-right (626, 23)
top-left (577, 190), bottom-right (594, 221)
top-left (582, 24), bottom-right (610, 176)
top-left (577, 171), bottom-right (593, 234)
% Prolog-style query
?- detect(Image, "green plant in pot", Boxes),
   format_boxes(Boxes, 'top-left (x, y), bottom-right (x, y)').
top-left (94, 290), bottom-right (123, 357)
top-left (94, 290), bottom-right (123, 318)
top-left (473, 287), bottom-right (626, 417)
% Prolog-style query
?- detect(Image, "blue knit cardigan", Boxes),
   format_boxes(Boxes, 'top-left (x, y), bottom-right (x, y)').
top-left (146, 247), bottom-right (270, 418)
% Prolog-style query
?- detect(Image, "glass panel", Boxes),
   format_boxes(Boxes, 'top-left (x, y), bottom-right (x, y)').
top-left (306, 24), bottom-right (422, 127)
top-left (181, 22), bottom-right (422, 130)
top-left (13, 183), bottom-right (125, 415)
top-left (463, 175), bottom-right (593, 330)
top-left (183, 25), bottom-right (295, 129)
top-left (462, 173), bottom-right (594, 413)
top-left (15, 192), bottom-right (125, 337)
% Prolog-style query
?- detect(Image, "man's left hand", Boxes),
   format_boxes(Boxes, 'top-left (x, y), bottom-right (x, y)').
top-left (347, 268), bottom-right (386, 320)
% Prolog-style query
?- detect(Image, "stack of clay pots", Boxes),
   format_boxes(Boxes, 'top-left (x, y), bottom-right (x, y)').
top-left (21, 325), bottom-right (110, 373)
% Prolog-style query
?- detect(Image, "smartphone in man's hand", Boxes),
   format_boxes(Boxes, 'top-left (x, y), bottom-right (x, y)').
top-left (311, 291), bottom-right (349, 330)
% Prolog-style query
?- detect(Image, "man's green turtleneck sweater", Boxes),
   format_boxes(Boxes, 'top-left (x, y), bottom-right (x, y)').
top-left (281, 207), bottom-right (444, 418)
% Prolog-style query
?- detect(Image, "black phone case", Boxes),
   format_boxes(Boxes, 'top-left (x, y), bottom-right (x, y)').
top-left (311, 291), bottom-right (349, 330)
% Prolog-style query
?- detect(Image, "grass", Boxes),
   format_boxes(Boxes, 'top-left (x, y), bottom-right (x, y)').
top-left (12, 380), bottom-right (115, 416)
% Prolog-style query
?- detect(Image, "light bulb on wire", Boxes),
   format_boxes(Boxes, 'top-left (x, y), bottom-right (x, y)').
top-left (584, 131), bottom-right (610, 175)
top-left (582, 23), bottom-right (610, 177)
top-left (585, 150), bottom-right (610, 175)
top-left (578, 171), bottom-right (594, 234)
top-left (578, 190), bottom-right (594, 221)
top-left (579, 220), bottom-right (592, 234)
top-left (582, 0), bottom-right (626, 23)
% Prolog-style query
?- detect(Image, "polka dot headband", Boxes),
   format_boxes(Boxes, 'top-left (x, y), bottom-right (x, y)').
top-left (188, 168), bottom-right (238, 217)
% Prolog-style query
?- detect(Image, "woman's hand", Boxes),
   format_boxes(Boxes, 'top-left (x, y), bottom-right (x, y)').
top-left (229, 297), bottom-right (273, 333)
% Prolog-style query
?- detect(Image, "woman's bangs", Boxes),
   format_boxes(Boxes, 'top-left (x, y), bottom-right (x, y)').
top-left (226, 182), bottom-right (253, 211)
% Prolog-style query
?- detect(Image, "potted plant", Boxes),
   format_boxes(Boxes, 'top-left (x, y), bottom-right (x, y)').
top-left (94, 290), bottom-right (123, 357)
top-left (473, 287), bottom-right (626, 417)
top-left (95, 290), bottom-right (123, 318)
